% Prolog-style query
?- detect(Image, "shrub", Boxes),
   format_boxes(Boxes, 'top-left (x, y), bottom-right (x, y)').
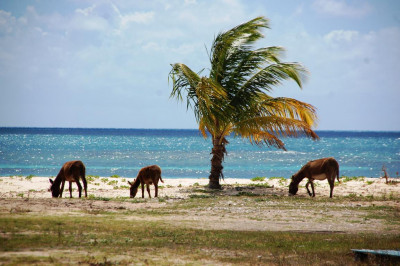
top-left (87, 194), bottom-right (111, 201)
top-left (25, 175), bottom-right (34, 180)
top-left (342, 176), bottom-right (365, 182)
top-left (189, 194), bottom-right (213, 199)
top-left (249, 182), bottom-right (273, 188)
top-left (236, 191), bottom-right (256, 197)
top-left (251, 177), bottom-right (265, 182)
top-left (107, 180), bottom-right (118, 186)
top-left (269, 176), bottom-right (285, 181)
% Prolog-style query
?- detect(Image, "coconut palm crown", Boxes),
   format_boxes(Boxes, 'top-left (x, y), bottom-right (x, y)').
top-left (169, 16), bottom-right (318, 189)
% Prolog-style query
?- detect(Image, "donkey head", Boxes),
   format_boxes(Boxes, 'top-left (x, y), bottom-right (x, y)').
top-left (49, 178), bottom-right (60, 198)
top-left (128, 180), bottom-right (138, 198)
top-left (288, 176), bottom-right (298, 196)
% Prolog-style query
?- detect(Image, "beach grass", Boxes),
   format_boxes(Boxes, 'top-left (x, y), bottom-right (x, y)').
top-left (1, 214), bottom-right (398, 265)
top-left (1, 194), bottom-right (399, 265)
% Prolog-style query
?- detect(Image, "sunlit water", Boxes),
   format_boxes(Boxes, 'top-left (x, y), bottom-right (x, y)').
top-left (0, 128), bottom-right (399, 179)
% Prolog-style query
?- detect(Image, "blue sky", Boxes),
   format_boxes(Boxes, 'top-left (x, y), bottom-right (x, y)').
top-left (0, 0), bottom-right (399, 130)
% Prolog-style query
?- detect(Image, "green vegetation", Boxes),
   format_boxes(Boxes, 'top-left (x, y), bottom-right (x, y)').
top-left (248, 182), bottom-right (273, 188)
top-left (25, 175), bottom-right (34, 180)
top-left (189, 194), bottom-right (214, 199)
top-left (107, 180), bottom-right (118, 186)
top-left (110, 175), bottom-right (120, 178)
top-left (251, 176), bottom-right (266, 182)
top-left (1, 195), bottom-right (399, 265)
top-left (86, 175), bottom-right (100, 183)
top-left (236, 191), bottom-right (257, 196)
top-left (269, 176), bottom-right (287, 186)
top-left (170, 16), bottom-right (318, 189)
top-left (341, 176), bottom-right (365, 183)
top-left (87, 195), bottom-right (111, 201)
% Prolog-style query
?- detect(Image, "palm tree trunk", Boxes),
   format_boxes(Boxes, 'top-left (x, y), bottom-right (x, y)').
top-left (208, 137), bottom-right (226, 189)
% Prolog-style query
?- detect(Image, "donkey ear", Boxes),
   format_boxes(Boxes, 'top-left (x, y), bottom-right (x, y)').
top-left (49, 179), bottom-right (54, 184)
top-left (128, 181), bottom-right (132, 186)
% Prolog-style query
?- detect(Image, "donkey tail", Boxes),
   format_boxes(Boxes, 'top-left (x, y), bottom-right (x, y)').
top-left (336, 163), bottom-right (340, 183)
top-left (157, 166), bottom-right (164, 183)
top-left (81, 165), bottom-right (87, 187)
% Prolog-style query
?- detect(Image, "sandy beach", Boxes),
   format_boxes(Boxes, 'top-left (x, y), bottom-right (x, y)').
top-left (1, 175), bottom-right (399, 199)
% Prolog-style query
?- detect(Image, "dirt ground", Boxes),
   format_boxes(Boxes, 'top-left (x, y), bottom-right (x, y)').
top-left (1, 176), bottom-right (399, 234)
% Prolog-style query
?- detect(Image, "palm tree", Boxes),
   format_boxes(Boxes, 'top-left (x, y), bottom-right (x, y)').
top-left (169, 16), bottom-right (318, 189)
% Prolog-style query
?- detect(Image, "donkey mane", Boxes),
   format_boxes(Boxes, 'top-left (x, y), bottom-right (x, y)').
top-left (51, 169), bottom-right (64, 188)
top-left (130, 177), bottom-right (141, 189)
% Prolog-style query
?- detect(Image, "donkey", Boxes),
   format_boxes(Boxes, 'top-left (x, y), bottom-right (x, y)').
top-left (49, 160), bottom-right (87, 198)
top-left (128, 165), bottom-right (163, 198)
top-left (288, 157), bottom-right (340, 198)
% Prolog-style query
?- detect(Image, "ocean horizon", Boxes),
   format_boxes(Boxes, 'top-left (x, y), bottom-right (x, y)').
top-left (1, 127), bottom-right (399, 179)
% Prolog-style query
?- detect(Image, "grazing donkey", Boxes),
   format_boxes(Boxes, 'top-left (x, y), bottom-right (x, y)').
top-left (49, 160), bottom-right (87, 198)
top-left (128, 165), bottom-right (163, 198)
top-left (289, 157), bottom-right (340, 198)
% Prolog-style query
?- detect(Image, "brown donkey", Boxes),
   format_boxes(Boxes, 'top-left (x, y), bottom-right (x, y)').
top-left (49, 160), bottom-right (87, 198)
top-left (128, 165), bottom-right (163, 198)
top-left (289, 157), bottom-right (340, 198)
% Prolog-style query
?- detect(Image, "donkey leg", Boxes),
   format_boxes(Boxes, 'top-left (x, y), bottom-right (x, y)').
top-left (141, 183), bottom-right (145, 198)
top-left (76, 180), bottom-right (82, 198)
top-left (155, 183), bottom-right (158, 197)
top-left (60, 180), bottom-right (65, 198)
top-left (328, 178), bottom-right (335, 198)
top-left (69, 181), bottom-right (73, 198)
top-left (82, 177), bottom-right (88, 198)
top-left (305, 181), bottom-right (312, 196)
top-left (310, 181), bottom-right (315, 197)
top-left (146, 184), bottom-right (151, 198)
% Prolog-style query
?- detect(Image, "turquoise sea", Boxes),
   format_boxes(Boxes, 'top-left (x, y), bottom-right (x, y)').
top-left (0, 128), bottom-right (399, 179)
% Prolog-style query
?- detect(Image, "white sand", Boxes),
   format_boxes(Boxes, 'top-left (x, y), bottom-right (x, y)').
top-left (0, 176), bottom-right (399, 199)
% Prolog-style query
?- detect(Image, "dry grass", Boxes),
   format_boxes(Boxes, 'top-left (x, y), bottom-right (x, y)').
top-left (1, 192), bottom-right (399, 265)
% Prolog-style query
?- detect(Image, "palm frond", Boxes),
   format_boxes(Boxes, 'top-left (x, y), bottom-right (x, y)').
top-left (223, 46), bottom-right (285, 88)
top-left (234, 115), bottom-right (318, 149)
top-left (240, 62), bottom-right (308, 95)
top-left (210, 16), bottom-right (269, 83)
top-left (258, 95), bottom-right (318, 127)
top-left (169, 63), bottom-right (201, 108)
top-left (196, 77), bottom-right (229, 123)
